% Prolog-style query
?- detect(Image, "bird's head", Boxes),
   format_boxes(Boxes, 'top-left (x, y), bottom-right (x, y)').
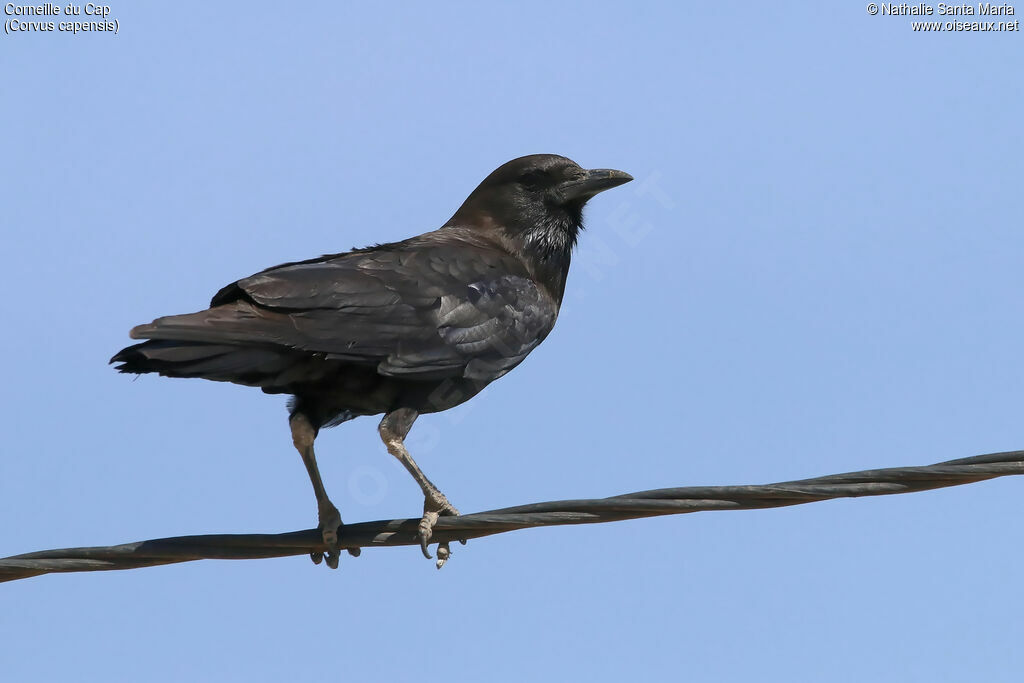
top-left (448, 154), bottom-right (633, 267)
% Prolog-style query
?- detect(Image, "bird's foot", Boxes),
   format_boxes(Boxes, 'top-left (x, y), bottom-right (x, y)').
top-left (419, 489), bottom-right (463, 568)
top-left (310, 501), bottom-right (353, 569)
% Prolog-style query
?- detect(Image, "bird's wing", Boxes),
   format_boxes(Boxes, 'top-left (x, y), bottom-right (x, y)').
top-left (134, 244), bottom-right (559, 382)
top-left (379, 270), bottom-right (558, 381)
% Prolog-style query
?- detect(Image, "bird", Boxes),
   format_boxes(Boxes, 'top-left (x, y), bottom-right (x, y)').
top-left (111, 154), bottom-right (633, 568)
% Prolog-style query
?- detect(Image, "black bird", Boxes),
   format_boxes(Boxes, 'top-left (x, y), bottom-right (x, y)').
top-left (112, 154), bottom-right (632, 568)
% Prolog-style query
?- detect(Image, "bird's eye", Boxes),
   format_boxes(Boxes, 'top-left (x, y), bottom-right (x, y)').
top-left (518, 170), bottom-right (550, 189)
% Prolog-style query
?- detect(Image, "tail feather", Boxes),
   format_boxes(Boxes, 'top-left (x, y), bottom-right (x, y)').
top-left (127, 302), bottom-right (282, 345)
top-left (110, 339), bottom-right (294, 386)
top-left (111, 302), bottom-right (344, 390)
top-left (112, 302), bottom-right (290, 382)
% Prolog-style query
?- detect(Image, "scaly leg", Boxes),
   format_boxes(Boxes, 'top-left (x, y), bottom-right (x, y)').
top-left (289, 412), bottom-right (347, 569)
top-left (379, 408), bottom-right (460, 567)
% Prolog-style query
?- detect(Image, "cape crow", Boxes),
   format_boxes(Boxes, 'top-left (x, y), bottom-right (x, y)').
top-left (112, 154), bottom-right (632, 568)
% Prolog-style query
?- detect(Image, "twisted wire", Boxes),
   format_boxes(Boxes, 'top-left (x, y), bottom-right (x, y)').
top-left (3, 450), bottom-right (1020, 583)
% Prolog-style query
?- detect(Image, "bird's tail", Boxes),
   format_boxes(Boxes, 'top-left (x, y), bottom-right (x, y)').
top-left (110, 339), bottom-right (297, 387)
top-left (110, 305), bottom-right (299, 387)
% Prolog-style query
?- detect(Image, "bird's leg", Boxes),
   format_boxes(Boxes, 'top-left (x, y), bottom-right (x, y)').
top-left (289, 412), bottom-right (347, 569)
top-left (379, 408), bottom-right (460, 567)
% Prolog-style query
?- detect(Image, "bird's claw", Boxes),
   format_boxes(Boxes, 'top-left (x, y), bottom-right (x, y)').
top-left (310, 547), bottom-right (342, 568)
top-left (419, 510), bottom-right (440, 559)
top-left (435, 541), bottom-right (451, 569)
top-left (434, 536), bottom-right (467, 568)
top-left (313, 502), bottom-right (344, 570)
top-left (311, 546), bottom-right (357, 566)
top-left (418, 492), bottom-right (460, 564)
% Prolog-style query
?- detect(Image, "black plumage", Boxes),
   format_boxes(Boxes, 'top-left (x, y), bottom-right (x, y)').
top-left (112, 154), bottom-right (632, 568)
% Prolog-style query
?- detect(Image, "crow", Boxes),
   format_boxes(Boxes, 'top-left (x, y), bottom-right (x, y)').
top-left (112, 154), bottom-right (632, 568)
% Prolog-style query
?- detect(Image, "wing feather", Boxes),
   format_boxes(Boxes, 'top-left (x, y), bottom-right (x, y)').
top-left (135, 239), bottom-right (559, 383)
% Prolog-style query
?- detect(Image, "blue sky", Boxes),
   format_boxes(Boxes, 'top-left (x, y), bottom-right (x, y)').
top-left (2, 2), bottom-right (1022, 681)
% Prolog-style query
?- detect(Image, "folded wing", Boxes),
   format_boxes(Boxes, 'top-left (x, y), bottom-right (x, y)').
top-left (129, 242), bottom-right (559, 384)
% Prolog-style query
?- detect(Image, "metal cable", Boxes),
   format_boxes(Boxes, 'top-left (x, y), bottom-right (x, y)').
top-left (3, 450), bottom-right (1020, 583)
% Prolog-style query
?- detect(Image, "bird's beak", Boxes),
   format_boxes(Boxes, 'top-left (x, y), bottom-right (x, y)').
top-left (559, 168), bottom-right (634, 201)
